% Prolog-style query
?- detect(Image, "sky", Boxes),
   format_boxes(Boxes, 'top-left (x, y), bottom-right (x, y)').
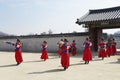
top-left (0, 0), bottom-right (120, 35)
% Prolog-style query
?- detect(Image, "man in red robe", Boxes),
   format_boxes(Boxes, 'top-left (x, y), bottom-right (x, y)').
top-left (98, 38), bottom-right (107, 60)
top-left (71, 40), bottom-right (77, 56)
top-left (112, 38), bottom-right (117, 55)
top-left (61, 39), bottom-right (70, 70)
top-left (15, 39), bottom-right (23, 65)
top-left (106, 39), bottom-right (112, 57)
top-left (83, 38), bottom-right (92, 64)
top-left (40, 41), bottom-right (48, 61)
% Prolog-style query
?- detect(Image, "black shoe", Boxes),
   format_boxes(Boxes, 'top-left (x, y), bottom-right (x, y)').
top-left (64, 67), bottom-right (67, 70)
top-left (87, 61), bottom-right (89, 64)
top-left (16, 62), bottom-right (21, 65)
top-left (102, 58), bottom-right (104, 60)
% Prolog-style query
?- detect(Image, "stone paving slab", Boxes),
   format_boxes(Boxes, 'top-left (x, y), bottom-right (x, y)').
top-left (0, 51), bottom-right (120, 80)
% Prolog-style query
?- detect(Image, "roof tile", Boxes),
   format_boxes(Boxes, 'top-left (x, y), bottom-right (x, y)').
top-left (76, 6), bottom-right (120, 24)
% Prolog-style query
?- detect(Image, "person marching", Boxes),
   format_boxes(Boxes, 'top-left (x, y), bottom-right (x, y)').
top-left (71, 40), bottom-right (77, 56)
top-left (83, 38), bottom-right (92, 64)
top-left (61, 39), bottom-right (70, 70)
top-left (106, 39), bottom-right (112, 57)
top-left (40, 41), bottom-right (48, 61)
top-left (14, 39), bottom-right (23, 65)
top-left (98, 38), bottom-right (107, 60)
top-left (57, 39), bottom-right (64, 57)
top-left (112, 38), bottom-right (117, 55)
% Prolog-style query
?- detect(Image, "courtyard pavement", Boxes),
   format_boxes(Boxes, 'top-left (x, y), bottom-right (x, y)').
top-left (0, 51), bottom-right (120, 80)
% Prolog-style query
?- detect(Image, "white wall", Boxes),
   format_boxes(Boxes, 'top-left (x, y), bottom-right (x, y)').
top-left (0, 36), bottom-right (87, 54)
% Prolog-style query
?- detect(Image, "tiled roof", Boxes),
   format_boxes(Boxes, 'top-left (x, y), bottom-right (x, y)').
top-left (76, 6), bottom-right (120, 25)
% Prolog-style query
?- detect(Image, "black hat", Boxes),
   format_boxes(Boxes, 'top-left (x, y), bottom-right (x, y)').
top-left (64, 39), bottom-right (68, 42)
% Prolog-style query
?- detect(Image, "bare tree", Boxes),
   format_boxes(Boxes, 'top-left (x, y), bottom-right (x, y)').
top-left (72, 31), bottom-right (77, 33)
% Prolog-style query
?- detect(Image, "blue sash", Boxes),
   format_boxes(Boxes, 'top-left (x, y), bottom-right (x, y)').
top-left (15, 48), bottom-right (21, 51)
top-left (63, 50), bottom-right (68, 53)
top-left (43, 48), bottom-right (47, 51)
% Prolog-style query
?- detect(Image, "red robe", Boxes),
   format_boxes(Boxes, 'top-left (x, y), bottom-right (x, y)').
top-left (41, 44), bottom-right (48, 60)
top-left (112, 41), bottom-right (117, 55)
top-left (57, 41), bottom-right (64, 56)
top-left (83, 41), bottom-right (92, 61)
top-left (61, 43), bottom-right (70, 68)
top-left (15, 42), bottom-right (23, 63)
top-left (106, 42), bottom-right (112, 57)
top-left (71, 42), bottom-right (77, 55)
top-left (58, 48), bottom-right (62, 56)
top-left (98, 42), bottom-right (107, 58)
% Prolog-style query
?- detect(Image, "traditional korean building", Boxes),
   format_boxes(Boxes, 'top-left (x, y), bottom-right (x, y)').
top-left (76, 6), bottom-right (120, 51)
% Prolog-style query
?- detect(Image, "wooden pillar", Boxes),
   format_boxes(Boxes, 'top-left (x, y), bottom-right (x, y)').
top-left (96, 28), bottom-right (102, 51)
top-left (88, 26), bottom-right (94, 51)
top-left (97, 28), bottom-right (102, 44)
top-left (89, 27), bottom-right (102, 51)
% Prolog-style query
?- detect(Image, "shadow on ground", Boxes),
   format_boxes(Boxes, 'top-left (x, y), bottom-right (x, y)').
top-left (24, 57), bottom-right (59, 63)
top-left (23, 60), bottom-right (44, 63)
top-left (28, 68), bottom-right (65, 74)
top-left (70, 62), bottom-right (85, 66)
top-left (108, 59), bottom-right (120, 64)
top-left (0, 64), bottom-right (17, 68)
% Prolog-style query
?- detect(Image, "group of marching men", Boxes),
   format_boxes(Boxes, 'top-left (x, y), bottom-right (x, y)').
top-left (5, 37), bottom-right (117, 70)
